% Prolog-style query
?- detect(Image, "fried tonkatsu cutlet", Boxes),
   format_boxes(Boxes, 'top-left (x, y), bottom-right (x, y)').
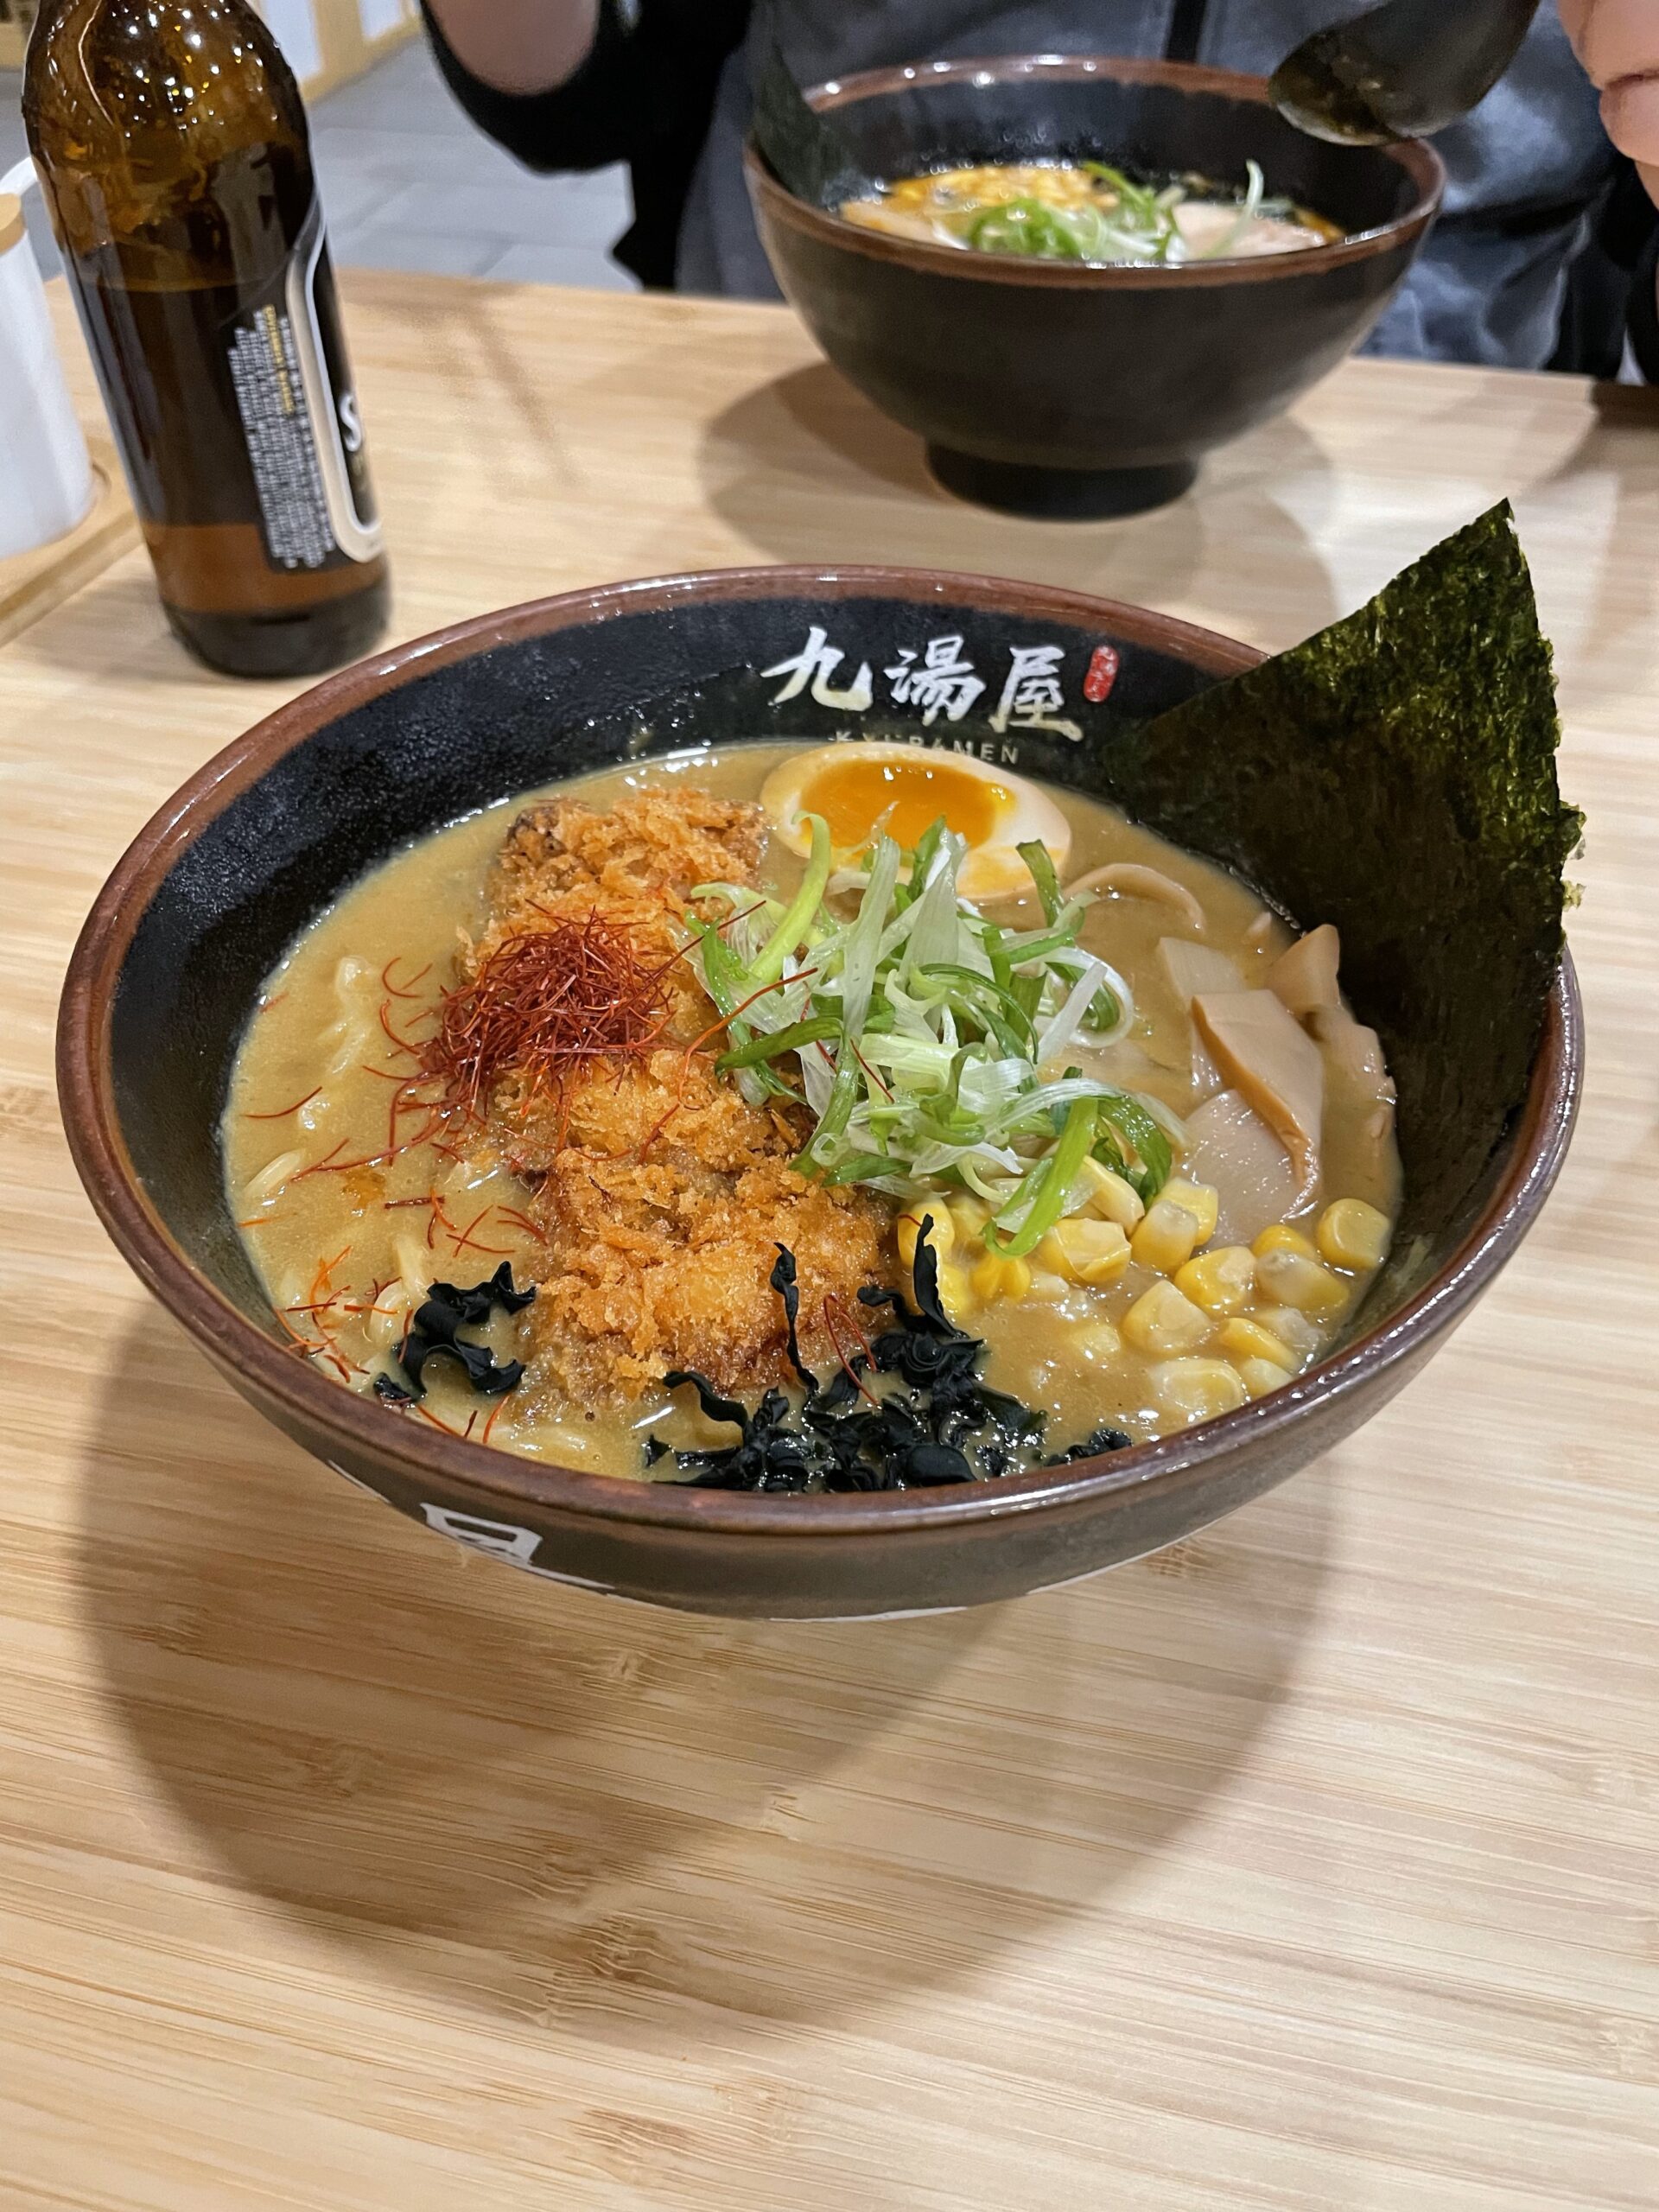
top-left (461, 788), bottom-right (892, 1404)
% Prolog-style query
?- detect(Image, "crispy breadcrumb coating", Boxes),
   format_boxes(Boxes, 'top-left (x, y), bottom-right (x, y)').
top-left (465, 789), bottom-right (891, 1403)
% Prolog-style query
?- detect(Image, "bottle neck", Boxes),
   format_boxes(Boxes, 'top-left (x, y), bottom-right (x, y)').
top-left (29, 0), bottom-right (272, 53)
top-left (24, 0), bottom-right (312, 280)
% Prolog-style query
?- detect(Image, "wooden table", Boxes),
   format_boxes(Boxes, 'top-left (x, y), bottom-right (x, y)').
top-left (3, 274), bottom-right (1656, 2212)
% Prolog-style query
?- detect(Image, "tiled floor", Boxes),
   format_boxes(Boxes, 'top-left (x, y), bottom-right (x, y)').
top-left (1, 31), bottom-right (636, 289)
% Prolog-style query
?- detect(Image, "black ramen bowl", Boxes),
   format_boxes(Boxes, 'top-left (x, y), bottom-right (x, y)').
top-left (58, 569), bottom-right (1577, 1619)
top-left (747, 56), bottom-right (1444, 518)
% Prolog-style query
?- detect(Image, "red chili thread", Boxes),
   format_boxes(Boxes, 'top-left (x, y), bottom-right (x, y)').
top-left (418, 907), bottom-right (677, 1132)
top-left (493, 1206), bottom-right (546, 1241)
top-left (293, 1138), bottom-right (349, 1180)
top-left (850, 1037), bottom-right (893, 1102)
top-left (446, 1204), bottom-right (512, 1260)
top-left (242, 1085), bottom-right (322, 1122)
top-left (377, 997), bottom-right (430, 1058)
top-left (821, 1294), bottom-right (880, 1408)
top-left (381, 957), bottom-right (432, 1001)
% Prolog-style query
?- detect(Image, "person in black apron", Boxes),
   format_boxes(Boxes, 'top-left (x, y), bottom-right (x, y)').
top-left (421, 0), bottom-right (1659, 378)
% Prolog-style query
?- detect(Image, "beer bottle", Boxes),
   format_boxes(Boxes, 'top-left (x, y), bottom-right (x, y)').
top-left (23, 0), bottom-right (389, 678)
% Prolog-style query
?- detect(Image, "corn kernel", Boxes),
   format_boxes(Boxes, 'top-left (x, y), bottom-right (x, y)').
top-left (1253, 1222), bottom-right (1319, 1261)
top-left (1071, 1318), bottom-right (1124, 1365)
top-left (1122, 1277), bottom-right (1212, 1356)
top-left (1130, 1197), bottom-right (1204, 1274)
top-left (897, 1205), bottom-right (955, 1272)
top-left (1149, 1357), bottom-right (1248, 1423)
top-left (1255, 1246), bottom-right (1347, 1319)
top-left (1161, 1177), bottom-right (1219, 1243)
top-left (1237, 1357), bottom-right (1294, 1401)
top-left (949, 1195), bottom-right (990, 1242)
top-left (1253, 1304), bottom-right (1322, 1360)
top-left (1173, 1243), bottom-right (1255, 1315)
top-left (1218, 1316), bottom-right (1296, 1369)
top-left (971, 1250), bottom-right (1032, 1304)
top-left (1318, 1197), bottom-right (1391, 1271)
top-left (1039, 1217), bottom-right (1131, 1287)
top-left (934, 1261), bottom-right (976, 1322)
top-left (1068, 1155), bottom-right (1145, 1230)
top-left (1025, 1266), bottom-right (1071, 1302)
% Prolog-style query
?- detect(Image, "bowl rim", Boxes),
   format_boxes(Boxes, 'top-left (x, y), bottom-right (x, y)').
top-left (745, 52), bottom-right (1446, 289)
top-left (58, 563), bottom-right (1580, 1542)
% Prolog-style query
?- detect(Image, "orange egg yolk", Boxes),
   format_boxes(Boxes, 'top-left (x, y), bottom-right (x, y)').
top-left (802, 755), bottom-right (1009, 851)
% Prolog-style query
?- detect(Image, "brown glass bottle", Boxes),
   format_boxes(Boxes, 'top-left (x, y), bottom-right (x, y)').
top-left (23, 0), bottom-right (389, 678)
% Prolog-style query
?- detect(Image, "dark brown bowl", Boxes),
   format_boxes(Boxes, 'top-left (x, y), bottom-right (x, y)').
top-left (58, 568), bottom-right (1579, 1618)
top-left (747, 55), bottom-right (1444, 518)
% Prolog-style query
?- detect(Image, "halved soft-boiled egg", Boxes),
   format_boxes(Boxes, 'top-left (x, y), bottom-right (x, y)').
top-left (760, 741), bottom-right (1071, 902)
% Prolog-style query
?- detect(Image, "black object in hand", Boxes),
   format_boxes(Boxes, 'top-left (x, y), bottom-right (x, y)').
top-left (1270, 0), bottom-right (1541, 145)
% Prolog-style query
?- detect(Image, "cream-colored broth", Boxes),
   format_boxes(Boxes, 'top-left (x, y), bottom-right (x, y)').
top-left (226, 745), bottom-right (1400, 1477)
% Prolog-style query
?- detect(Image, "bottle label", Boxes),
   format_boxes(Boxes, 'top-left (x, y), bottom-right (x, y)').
top-left (226, 200), bottom-right (382, 570)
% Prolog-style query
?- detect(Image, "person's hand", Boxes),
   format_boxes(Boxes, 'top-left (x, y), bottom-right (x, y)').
top-left (1560, 0), bottom-right (1659, 206)
top-left (426, 0), bottom-right (598, 97)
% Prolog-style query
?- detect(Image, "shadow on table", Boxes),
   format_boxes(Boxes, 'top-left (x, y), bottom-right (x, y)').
top-left (1532, 380), bottom-right (1659, 708)
top-left (690, 360), bottom-right (1346, 643)
top-left (13, 566), bottom-right (210, 687)
top-left (79, 1305), bottom-right (1335, 2048)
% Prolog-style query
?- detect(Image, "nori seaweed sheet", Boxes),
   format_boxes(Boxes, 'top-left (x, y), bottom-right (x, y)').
top-left (1109, 503), bottom-right (1580, 1249)
top-left (751, 29), bottom-right (874, 208)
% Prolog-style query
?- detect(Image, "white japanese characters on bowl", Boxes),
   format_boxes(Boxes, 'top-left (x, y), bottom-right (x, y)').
top-left (760, 617), bottom-right (1122, 767)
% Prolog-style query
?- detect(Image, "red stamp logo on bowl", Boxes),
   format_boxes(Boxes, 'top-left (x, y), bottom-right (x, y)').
top-left (1084, 645), bottom-right (1120, 704)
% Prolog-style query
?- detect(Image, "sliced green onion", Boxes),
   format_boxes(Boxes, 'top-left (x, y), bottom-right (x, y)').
top-left (965, 198), bottom-right (1086, 258)
top-left (906, 814), bottom-right (946, 893)
top-left (1198, 160), bottom-right (1267, 262)
top-left (984, 1098), bottom-right (1097, 1258)
top-left (684, 813), bottom-right (1179, 1236)
top-left (1006, 902), bottom-right (1091, 972)
top-left (1018, 838), bottom-right (1063, 924)
top-left (915, 963), bottom-right (1037, 1052)
top-left (1091, 1122), bottom-right (1129, 1180)
top-left (1087, 986), bottom-right (1122, 1034)
top-left (1096, 1090), bottom-right (1173, 1199)
top-left (688, 917), bottom-right (792, 1103)
top-left (819, 1150), bottom-right (903, 1187)
top-left (717, 1016), bottom-right (841, 1071)
top-left (857, 1033), bottom-right (957, 1089)
top-left (749, 813), bottom-right (831, 988)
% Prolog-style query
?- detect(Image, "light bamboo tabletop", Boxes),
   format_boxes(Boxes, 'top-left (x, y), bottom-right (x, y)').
top-left (0, 435), bottom-right (137, 652)
top-left (3, 272), bottom-right (1656, 2212)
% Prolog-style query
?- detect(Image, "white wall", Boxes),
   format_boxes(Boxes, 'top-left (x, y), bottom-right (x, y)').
top-left (255, 0), bottom-right (324, 85)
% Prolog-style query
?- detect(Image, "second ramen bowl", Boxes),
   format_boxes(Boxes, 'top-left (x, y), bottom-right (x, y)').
top-left (747, 55), bottom-right (1444, 517)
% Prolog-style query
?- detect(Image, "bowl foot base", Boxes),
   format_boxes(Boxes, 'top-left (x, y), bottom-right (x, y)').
top-left (926, 447), bottom-right (1198, 519)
